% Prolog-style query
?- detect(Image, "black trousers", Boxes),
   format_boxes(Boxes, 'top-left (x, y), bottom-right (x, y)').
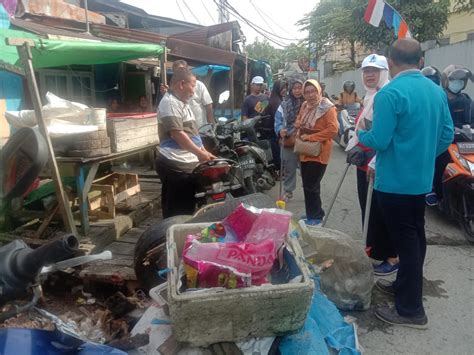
top-left (300, 161), bottom-right (327, 220)
top-left (433, 150), bottom-right (451, 199)
top-left (376, 191), bottom-right (427, 317)
top-left (357, 169), bottom-right (396, 260)
top-left (155, 156), bottom-right (196, 219)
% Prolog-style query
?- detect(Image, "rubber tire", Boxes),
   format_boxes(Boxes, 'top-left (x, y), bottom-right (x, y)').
top-left (134, 215), bottom-right (192, 291)
top-left (133, 193), bottom-right (274, 291)
top-left (244, 176), bottom-right (257, 194)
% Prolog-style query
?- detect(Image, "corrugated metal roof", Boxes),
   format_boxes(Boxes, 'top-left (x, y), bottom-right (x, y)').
top-left (89, 23), bottom-right (236, 66)
top-left (90, 23), bottom-right (168, 43)
top-left (11, 14), bottom-right (237, 66)
top-left (10, 17), bottom-right (101, 41)
top-left (88, 0), bottom-right (201, 29)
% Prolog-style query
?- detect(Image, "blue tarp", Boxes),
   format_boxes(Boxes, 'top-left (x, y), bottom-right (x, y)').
top-left (191, 64), bottom-right (231, 77)
top-left (280, 278), bottom-right (360, 355)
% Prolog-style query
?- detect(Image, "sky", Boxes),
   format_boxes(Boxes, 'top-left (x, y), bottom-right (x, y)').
top-left (122, 0), bottom-right (317, 48)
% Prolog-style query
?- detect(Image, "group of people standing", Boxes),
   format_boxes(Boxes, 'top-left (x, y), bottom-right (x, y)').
top-left (154, 39), bottom-right (468, 329)
top-left (271, 38), bottom-right (464, 330)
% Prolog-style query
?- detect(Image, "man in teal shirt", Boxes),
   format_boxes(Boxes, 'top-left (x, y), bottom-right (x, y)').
top-left (358, 39), bottom-right (453, 329)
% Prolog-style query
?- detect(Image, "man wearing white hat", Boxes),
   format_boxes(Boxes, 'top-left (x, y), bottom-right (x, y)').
top-left (241, 76), bottom-right (270, 120)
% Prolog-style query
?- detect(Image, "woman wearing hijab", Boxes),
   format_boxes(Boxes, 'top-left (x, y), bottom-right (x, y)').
top-left (346, 53), bottom-right (398, 276)
top-left (275, 78), bottom-right (304, 200)
top-left (295, 79), bottom-right (338, 225)
top-left (267, 80), bottom-right (287, 171)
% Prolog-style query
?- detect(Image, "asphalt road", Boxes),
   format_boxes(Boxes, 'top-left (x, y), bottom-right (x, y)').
top-left (267, 144), bottom-right (474, 355)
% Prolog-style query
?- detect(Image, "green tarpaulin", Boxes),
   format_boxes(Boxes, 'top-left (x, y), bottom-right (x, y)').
top-left (0, 31), bottom-right (165, 68)
top-left (30, 39), bottom-right (165, 68)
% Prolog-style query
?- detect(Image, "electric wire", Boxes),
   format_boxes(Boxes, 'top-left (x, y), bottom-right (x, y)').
top-left (201, 0), bottom-right (217, 24)
top-left (223, 0), bottom-right (299, 42)
top-left (183, 0), bottom-right (202, 24)
top-left (249, 0), bottom-right (277, 35)
top-left (249, 0), bottom-right (300, 38)
top-left (214, 0), bottom-right (287, 47)
top-left (176, 0), bottom-right (188, 21)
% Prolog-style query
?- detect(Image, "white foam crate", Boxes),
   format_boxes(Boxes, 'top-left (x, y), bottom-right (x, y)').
top-left (166, 223), bottom-right (314, 347)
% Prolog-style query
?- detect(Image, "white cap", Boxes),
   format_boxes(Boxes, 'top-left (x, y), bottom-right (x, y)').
top-left (361, 54), bottom-right (388, 70)
top-left (251, 76), bottom-right (265, 84)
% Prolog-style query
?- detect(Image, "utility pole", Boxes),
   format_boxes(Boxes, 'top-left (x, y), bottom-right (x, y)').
top-left (217, 0), bottom-right (229, 23)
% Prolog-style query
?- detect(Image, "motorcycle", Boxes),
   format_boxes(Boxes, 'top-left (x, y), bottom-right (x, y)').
top-left (220, 115), bottom-right (276, 193)
top-left (193, 158), bottom-right (244, 206)
top-left (334, 103), bottom-right (360, 148)
top-left (439, 125), bottom-right (474, 242)
top-left (0, 233), bottom-right (112, 324)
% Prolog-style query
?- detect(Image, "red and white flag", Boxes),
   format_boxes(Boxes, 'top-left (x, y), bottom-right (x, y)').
top-left (364, 0), bottom-right (385, 27)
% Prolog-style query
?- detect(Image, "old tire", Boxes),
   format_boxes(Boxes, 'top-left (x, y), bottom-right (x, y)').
top-left (133, 193), bottom-right (274, 291)
top-left (134, 215), bottom-right (192, 291)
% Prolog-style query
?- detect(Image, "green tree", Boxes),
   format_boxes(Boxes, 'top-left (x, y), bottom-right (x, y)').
top-left (299, 0), bottom-right (451, 67)
top-left (245, 38), bottom-right (283, 71)
top-left (245, 39), bottom-right (310, 73)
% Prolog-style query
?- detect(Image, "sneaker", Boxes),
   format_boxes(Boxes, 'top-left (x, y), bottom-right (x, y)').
top-left (375, 279), bottom-right (395, 296)
top-left (304, 218), bottom-right (322, 226)
top-left (374, 261), bottom-right (399, 276)
top-left (425, 192), bottom-right (438, 206)
top-left (282, 191), bottom-right (293, 201)
top-left (375, 306), bottom-right (428, 330)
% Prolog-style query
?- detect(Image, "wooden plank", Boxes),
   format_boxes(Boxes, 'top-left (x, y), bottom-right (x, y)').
top-left (106, 241), bottom-right (135, 256)
top-left (160, 48), bottom-right (167, 86)
top-left (35, 204), bottom-right (59, 239)
top-left (16, 43), bottom-right (77, 236)
top-left (79, 264), bottom-right (136, 282)
top-left (7, 38), bottom-right (35, 46)
top-left (114, 184), bottom-right (140, 203)
top-left (0, 99), bottom-right (10, 143)
top-left (119, 228), bottom-right (145, 243)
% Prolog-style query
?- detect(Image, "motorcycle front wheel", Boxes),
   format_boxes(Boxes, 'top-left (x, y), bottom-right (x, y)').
top-left (244, 176), bottom-right (257, 194)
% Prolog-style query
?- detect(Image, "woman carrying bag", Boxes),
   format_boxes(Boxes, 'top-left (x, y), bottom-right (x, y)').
top-left (275, 78), bottom-right (304, 201)
top-left (295, 79), bottom-right (339, 226)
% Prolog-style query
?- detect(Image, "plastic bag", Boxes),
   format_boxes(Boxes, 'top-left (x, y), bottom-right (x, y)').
top-left (299, 226), bottom-right (374, 311)
top-left (223, 204), bottom-right (292, 246)
top-left (245, 209), bottom-right (291, 247)
top-left (4, 92), bottom-right (105, 137)
top-left (222, 203), bottom-right (260, 242)
top-left (183, 235), bottom-right (275, 285)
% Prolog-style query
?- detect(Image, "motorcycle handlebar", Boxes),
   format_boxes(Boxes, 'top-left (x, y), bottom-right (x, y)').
top-left (12, 234), bottom-right (79, 281)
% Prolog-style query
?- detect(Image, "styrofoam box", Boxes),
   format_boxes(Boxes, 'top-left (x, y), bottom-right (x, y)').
top-left (166, 223), bottom-right (315, 347)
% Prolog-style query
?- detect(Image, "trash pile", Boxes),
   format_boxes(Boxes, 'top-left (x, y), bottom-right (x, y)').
top-left (179, 204), bottom-right (296, 291)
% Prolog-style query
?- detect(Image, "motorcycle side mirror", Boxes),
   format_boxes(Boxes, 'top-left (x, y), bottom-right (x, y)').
top-left (218, 90), bottom-right (230, 104)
